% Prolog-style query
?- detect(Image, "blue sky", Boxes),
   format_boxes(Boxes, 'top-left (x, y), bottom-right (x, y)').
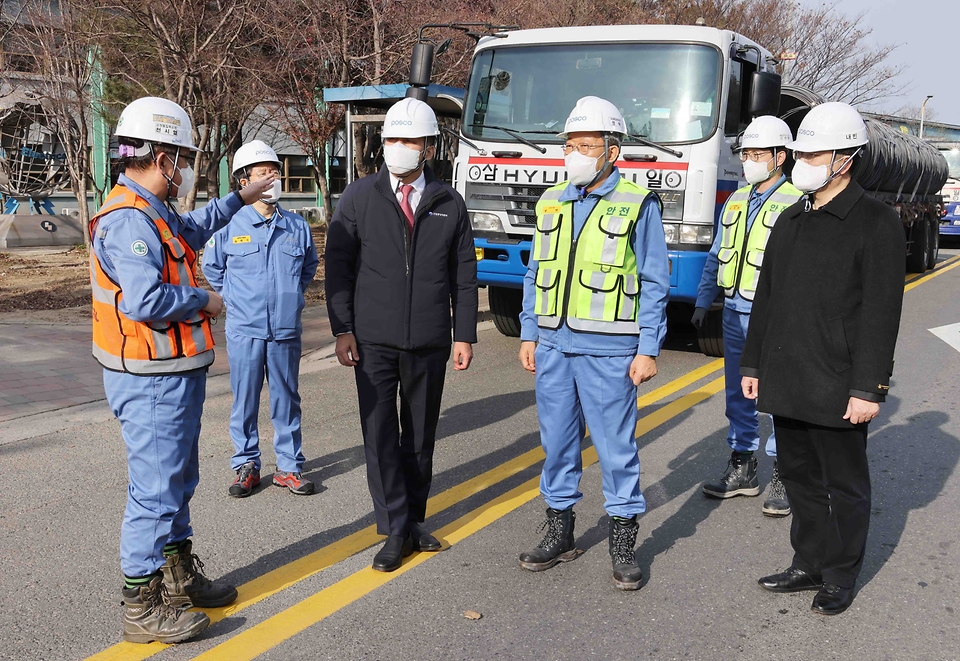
top-left (805, 0), bottom-right (959, 126)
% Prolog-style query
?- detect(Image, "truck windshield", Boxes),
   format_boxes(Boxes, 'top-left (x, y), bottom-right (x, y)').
top-left (464, 42), bottom-right (721, 144)
top-left (942, 148), bottom-right (960, 180)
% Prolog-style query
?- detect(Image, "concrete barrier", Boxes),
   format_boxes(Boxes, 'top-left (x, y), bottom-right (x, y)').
top-left (0, 213), bottom-right (84, 249)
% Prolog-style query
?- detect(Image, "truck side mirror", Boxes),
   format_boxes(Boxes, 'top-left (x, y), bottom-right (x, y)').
top-left (748, 71), bottom-right (781, 118)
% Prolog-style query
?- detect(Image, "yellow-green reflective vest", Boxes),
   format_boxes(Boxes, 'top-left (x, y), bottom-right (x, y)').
top-left (717, 181), bottom-right (802, 301)
top-left (532, 177), bottom-right (655, 335)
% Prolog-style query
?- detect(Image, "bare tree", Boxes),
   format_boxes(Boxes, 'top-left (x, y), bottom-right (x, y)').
top-left (13, 0), bottom-right (107, 243)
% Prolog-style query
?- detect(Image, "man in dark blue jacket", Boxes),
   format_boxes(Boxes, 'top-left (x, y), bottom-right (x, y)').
top-left (325, 97), bottom-right (478, 572)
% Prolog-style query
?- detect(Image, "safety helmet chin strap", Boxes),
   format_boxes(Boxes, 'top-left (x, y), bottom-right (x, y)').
top-left (151, 143), bottom-right (183, 199)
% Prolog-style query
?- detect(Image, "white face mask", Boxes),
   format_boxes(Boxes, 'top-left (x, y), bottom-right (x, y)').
top-left (742, 158), bottom-right (775, 185)
top-left (565, 150), bottom-right (604, 187)
top-left (260, 179), bottom-right (281, 204)
top-left (791, 159), bottom-right (831, 193)
top-left (175, 165), bottom-right (195, 197)
top-left (383, 142), bottom-right (424, 176)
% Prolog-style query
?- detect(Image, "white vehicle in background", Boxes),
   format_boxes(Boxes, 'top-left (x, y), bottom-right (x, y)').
top-left (938, 143), bottom-right (960, 236)
top-left (455, 25), bottom-right (785, 355)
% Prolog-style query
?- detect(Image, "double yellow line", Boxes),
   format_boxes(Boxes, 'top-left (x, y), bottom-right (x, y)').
top-left (87, 360), bottom-right (724, 661)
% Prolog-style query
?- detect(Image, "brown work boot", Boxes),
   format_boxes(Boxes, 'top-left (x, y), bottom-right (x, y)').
top-left (122, 575), bottom-right (210, 644)
top-left (161, 540), bottom-right (238, 609)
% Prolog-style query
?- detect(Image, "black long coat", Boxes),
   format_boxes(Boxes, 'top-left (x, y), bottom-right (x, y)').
top-left (324, 165), bottom-right (478, 350)
top-left (740, 180), bottom-right (905, 428)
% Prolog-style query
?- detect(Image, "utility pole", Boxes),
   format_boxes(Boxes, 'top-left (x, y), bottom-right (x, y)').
top-left (920, 95), bottom-right (933, 138)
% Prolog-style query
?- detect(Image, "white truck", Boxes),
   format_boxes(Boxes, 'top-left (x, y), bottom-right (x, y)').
top-left (453, 25), bottom-right (782, 355)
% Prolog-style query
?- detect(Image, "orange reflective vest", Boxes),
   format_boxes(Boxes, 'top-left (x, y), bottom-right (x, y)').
top-left (89, 185), bottom-right (215, 375)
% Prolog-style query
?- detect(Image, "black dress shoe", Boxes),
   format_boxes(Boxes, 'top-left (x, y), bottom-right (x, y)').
top-left (758, 567), bottom-right (823, 593)
top-left (410, 522), bottom-right (442, 552)
top-left (372, 535), bottom-right (413, 572)
top-left (811, 583), bottom-right (854, 615)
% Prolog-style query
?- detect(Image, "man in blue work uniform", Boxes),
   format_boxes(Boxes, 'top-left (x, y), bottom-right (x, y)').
top-left (202, 140), bottom-right (319, 497)
top-left (517, 97), bottom-right (670, 591)
top-left (692, 116), bottom-right (802, 517)
top-left (90, 97), bottom-right (276, 643)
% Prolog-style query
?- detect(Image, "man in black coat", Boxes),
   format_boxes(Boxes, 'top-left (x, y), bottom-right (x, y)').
top-left (740, 102), bottom-right (904, 615)
top-left (325, 97), bottom-right (478, 572)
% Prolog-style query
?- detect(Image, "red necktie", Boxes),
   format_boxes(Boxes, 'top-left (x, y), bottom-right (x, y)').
top-left (399, 184), bottom-right (415, 236)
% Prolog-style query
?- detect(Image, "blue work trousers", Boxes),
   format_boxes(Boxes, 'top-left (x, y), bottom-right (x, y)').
top-left (723, 306), bottom-right (776, 456)
top-left (227, 332), bottom-right (304, 473)
top-left (104, 369), bottom-right (204, 578)
top-left (535, 344), bottom-right (646, 517)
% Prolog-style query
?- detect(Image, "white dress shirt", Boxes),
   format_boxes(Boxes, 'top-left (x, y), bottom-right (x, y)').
top-left (388, 170), bottom-right (426, 213)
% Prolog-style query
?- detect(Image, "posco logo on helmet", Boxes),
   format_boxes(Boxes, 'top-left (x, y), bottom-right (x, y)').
top-left (798, 128), bottom-right (816, 136)
top-left (744, 132), bottom-right (759, 139)
top-left (391, 120), bottom-right (413, 126)
top-left (570, 116), bottom-right (588, 122)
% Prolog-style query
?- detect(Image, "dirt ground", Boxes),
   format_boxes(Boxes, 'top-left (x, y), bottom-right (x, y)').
top-left (0, 226), bottom-right (327, 323)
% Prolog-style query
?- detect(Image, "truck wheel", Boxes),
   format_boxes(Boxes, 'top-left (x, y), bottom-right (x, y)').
top-left (927, 217), bottom-right (939, 271)
top-left (906, 219), bottom-right (929, 274)
top-left (697, 308), bottom-right (724, 357)
top-left (489, 286), bottom-right (522, 337)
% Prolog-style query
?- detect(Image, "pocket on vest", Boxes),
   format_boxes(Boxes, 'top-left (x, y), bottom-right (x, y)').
top-left (576, 270), bottom-right (620, 322)
top-left (534, 213), bottom-right (563, 263)
top-left (616, 273), bottom-right (640, 322)
top-left (586, 215), bottom-right (631, 267)
top-left (535, 267), bottom-right (561, 317)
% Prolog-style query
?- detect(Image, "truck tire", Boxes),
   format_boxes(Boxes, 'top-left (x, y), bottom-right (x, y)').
top-left (489, 286), bottom-right (522, 337)
top-left (697, 308), bottom-right (724, 357)
top-left (906, 219), bottom-right (929, 274)
top-left (927, 216), bottom-right (939, 271)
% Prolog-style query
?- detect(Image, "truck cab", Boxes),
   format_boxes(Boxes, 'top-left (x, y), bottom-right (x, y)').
top-left (454, 25), bottom-right (779, 353)
top-left (939, 145), bottom-right (960, 236)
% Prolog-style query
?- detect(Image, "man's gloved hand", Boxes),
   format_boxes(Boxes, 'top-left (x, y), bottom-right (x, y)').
top-left (691, 307), bottom-right (708, 329)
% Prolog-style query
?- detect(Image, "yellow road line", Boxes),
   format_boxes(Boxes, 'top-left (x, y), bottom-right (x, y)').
top-left (905, 255), bottom-right (960, 292)
top-left (85, 361), bottom-right (722, 661)
top-left (905, 253), bottom-right (960, 283)
top-left (191, 376), bottom-right (726, 661)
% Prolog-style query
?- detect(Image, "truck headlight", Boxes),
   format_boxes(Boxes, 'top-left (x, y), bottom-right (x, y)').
top-left (470, 212), bottom-right (505, 233)
top-left (662, 222), bottom-right (679, 244)
top-left (680, 224), bottom-right (714, 245)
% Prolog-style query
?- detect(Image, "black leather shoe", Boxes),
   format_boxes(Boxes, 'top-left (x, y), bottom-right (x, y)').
top-left (372, 535), bottom-right (413, 572)
top-left (410, 522), bottom-right (442, 552)
top-left (811, 583), bottom-right (854, 615)
top-left (758, 567), bottom-right (823, 593)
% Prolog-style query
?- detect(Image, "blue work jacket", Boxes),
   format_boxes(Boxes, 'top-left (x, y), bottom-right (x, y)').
top-left (520, 168), bottom-right (670, 357)
top-left (91, 173), bottom-right (244, 324)
top-left (202, 204), bottom-right (319, 341)
top-left (696, 175), bottom-right (786, 313)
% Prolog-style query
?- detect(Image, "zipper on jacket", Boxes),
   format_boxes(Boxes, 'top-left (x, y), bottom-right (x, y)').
top-left (172, 324), bottom-right (184, 357)
top-left (558, 235), bottom-right (577, 328)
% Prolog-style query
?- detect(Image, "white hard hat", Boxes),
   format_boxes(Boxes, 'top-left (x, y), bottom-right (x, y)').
top-left (233, 140), bottom-right (281, 175)
top-left (382, 98), bottom-right (439, 139)
top-left (115, 97), bottom-right (199, 153)
top-left (787, 102), bottom-right (868, 152)
top-left (558, 96), bottom-right (627, 139)
top-left (740, 116), bottom-right (793, 150)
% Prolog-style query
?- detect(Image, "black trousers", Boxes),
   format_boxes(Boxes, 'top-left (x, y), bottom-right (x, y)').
top-left (354, 342), bottom-right (450, 536)
top-left (774, 416), bottom-right (871, 588)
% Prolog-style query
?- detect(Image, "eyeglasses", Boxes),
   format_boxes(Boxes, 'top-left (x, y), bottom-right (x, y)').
top-left (562, 142), bottom-right (607, 155)
top-left (739, 150), bottom-right (773, 162)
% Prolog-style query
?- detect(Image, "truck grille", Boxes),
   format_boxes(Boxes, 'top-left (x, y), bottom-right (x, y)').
top-left (466, 182), bottom-right (547, 226)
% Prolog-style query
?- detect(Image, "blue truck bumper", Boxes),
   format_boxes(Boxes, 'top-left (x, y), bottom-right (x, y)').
top-left (475, 238), bottom-right (707, 304)
top-left (940, 220), bottom-right (960, 236)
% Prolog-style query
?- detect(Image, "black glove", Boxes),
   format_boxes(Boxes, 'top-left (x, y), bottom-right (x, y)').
top-left (691, 307), bottom-right (708, 329)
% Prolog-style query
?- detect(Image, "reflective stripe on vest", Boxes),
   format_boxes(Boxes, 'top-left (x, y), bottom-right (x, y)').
top-left (532, 177), bottom-right (654, 336)
top-left (716, 181), bottom-right (802, 302)
top-left (89, 185), bottom-right (215, 375)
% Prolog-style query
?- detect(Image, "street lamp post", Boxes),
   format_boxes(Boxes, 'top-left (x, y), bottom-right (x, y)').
top-left (920, 95), bottom-right (934, 138)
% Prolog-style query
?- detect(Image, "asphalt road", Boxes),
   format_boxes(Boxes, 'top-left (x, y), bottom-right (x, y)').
top-left (2, 249), bottom-right (959, 661)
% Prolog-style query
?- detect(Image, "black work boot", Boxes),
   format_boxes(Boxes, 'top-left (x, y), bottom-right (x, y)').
top-left (609, 515), bottom-right (643, 590)
top-left (762, 462), bottom-right (791, 517)
top-left (122, 575), bottom-right (210, 644)
top-left (518, 507), bottom-right (579, 571)
top-left (161, 540), bottom-right (238, 608)
top-left (702, 451), bottom-right (760, 498)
